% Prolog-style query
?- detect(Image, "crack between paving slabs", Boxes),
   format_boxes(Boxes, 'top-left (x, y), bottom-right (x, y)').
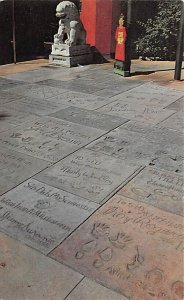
top-left (163, 94), bottom-right (184, 110)
top-left (156, 111), bottom-right (180, 126)
top-left (63, 276), bottom-right (85, 300)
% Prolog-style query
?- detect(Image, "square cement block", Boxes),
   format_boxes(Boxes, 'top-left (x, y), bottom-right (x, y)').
top-left (50, 194), bottom-right (184, 300)
top-left (35, 148), bottom-right (141, 203)
top-left (0, 179), bottom-right (98, 253)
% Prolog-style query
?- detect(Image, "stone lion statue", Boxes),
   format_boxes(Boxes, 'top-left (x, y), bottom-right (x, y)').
top-left (54, 1), bottom-right (86, 46)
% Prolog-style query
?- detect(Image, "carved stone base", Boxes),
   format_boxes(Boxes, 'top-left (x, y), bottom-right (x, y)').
top-left (50, 44), bottom-right (93, 67)
top-left (51, 44), bottom-right (91, 56)
top-left (49, 53), bottom-right (93, 67)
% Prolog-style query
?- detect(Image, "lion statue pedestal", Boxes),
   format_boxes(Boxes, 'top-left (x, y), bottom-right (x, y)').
top-left (49, 1), bottom-right (92, 67)
top-left (50, 44), bottom-right (92, 67)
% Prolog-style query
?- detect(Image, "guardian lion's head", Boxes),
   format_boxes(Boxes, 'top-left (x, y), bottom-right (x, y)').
top-left (56, 1), bottom-right (79, 21)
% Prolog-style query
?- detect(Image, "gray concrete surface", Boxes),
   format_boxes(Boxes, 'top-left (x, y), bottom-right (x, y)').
top-left (0, 60), bottom-right (183, 300)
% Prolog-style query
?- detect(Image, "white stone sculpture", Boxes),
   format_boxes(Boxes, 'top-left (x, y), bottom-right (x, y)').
top-left (54, 1), bottom-right (86, 46)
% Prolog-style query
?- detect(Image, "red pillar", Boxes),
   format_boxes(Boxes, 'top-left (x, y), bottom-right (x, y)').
top-left (80, 0), bottom-right (97, 46)
top-left (81, 0), bottom-right (120, 55)
top-left (95, 0), bottom-right (113, 54)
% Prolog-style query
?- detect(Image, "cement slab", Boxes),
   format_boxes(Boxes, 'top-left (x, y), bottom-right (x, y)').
top-left (74, 73), bottom-right (116, 84)
top-left (4, 68), bottom-right (65, 83)
top-left (92, 88), bottom-right (128, 98)
top-left (159, 112), bottom-right (184, 132)
top-left (64, 80), bottom-right (106, 94)
top-left (0, 91), bottom-right (32, 105)
top-left (0, 77), bottom-right (16, 85)
top-left (92, 81), bottom-right (144, 98)
top-left (101, 79), bottom-right (143, 90)
top-left (34, 148), bottom-right (141, 203)
top-left (118, 167), bottom-right (183, 216)
top-left (111, 82), bottom-right (184, 107)
top-left (97, 101), bottom-right (175, 125)
top-left (0, 117), bottom-right (105, 162)
top-left (87, 127), bottom-right (184, 173)
top-left (0, 78), bottom-right (26, 91)
top-left (0, 107), bottom-right (39, 125)
top-left (121, 121), bottom-right (184, 147)
top-left (165, 97), bottom-right (184, 112)
top-left (7, 83), bottom-right (67, 100)
top-left (40, 79), bottom-right (105, 94)
top-left (2, 97), bottom-right (68, 116)
top-left (0, 179), bottom-right (98, 253)
top-left (36, 79), bottom-right (71, 89)
top-left (50, 106), bottom-right (128, 131)
top-left (66, 278), bottom-right (128, 300)
top-left (0, 146), bottom-right (49, 196)
top-left (41, 91), bottom-right (115, 110)
top-left (50, 195), bottom-right (184, 300)
top-left (0, 232), bottom-right (83, 300)
top-left (0, 122), bottom-right (16, 133)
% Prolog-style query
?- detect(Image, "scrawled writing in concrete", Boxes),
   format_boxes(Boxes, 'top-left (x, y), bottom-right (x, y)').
top-left (0, 117), bottom-right (105, 162)
top-left (35, 149), bottom-right (139, 203)
top-left (50, 195), bottom-right (183, 300)
top-left (119, 167), bottom-right (183, 216)
top-left (0, 147), bottom-right (48, 195)
top-left (0, 179), bottom-right (98, 254)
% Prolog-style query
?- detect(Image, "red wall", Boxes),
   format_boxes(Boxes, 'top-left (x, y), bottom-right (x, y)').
top-left (81, 0), bottom-right (121, 55)
top-left (95, 0), bottom-right (113, 54)
top-left (80, 0), bottom-right (97, 46)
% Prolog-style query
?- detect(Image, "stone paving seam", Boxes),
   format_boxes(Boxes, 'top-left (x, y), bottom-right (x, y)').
top-left (163, 94), bottom-right (184, 110)
top-left (99, 165), bottom-right (145, 205)
top-left (63, 277), bottom-right (85, 300)
top-left (48, 250), bottom-right (128, 299)
top-left (155, 110), bottom-right (179, 126)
